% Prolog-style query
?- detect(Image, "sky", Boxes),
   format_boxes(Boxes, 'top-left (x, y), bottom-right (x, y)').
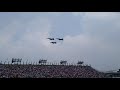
top-left (0, 12), bottom-right (120, 71)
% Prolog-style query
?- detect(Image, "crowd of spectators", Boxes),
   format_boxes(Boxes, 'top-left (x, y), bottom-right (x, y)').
top-left (0, 64), bottom-right (105, 78)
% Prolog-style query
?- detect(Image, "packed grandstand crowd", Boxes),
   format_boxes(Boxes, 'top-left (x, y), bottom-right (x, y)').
top-left (0, 64), bottom-right (105, 78)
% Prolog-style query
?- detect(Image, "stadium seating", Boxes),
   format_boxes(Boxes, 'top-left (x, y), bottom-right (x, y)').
top-left (0, 64), bottom-right (105, 78)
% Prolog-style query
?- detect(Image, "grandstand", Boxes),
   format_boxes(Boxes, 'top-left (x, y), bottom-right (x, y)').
top-left (104, 69), bottom-right (120, 78)
top-left (0, 61), bottom-right (105, 78)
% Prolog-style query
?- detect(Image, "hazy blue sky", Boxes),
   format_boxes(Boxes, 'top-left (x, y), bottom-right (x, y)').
top-left (0, 12), bottom-right (120, 71)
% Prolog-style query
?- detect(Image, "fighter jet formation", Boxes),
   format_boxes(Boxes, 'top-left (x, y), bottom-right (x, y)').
top-left (47, 38), bottom-right (64, 44)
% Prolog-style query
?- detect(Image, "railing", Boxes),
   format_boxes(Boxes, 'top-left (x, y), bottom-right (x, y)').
top-left (0, 61), bottom-right (90, 66)
top-left (0, 60), bottom-right (90, 66)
